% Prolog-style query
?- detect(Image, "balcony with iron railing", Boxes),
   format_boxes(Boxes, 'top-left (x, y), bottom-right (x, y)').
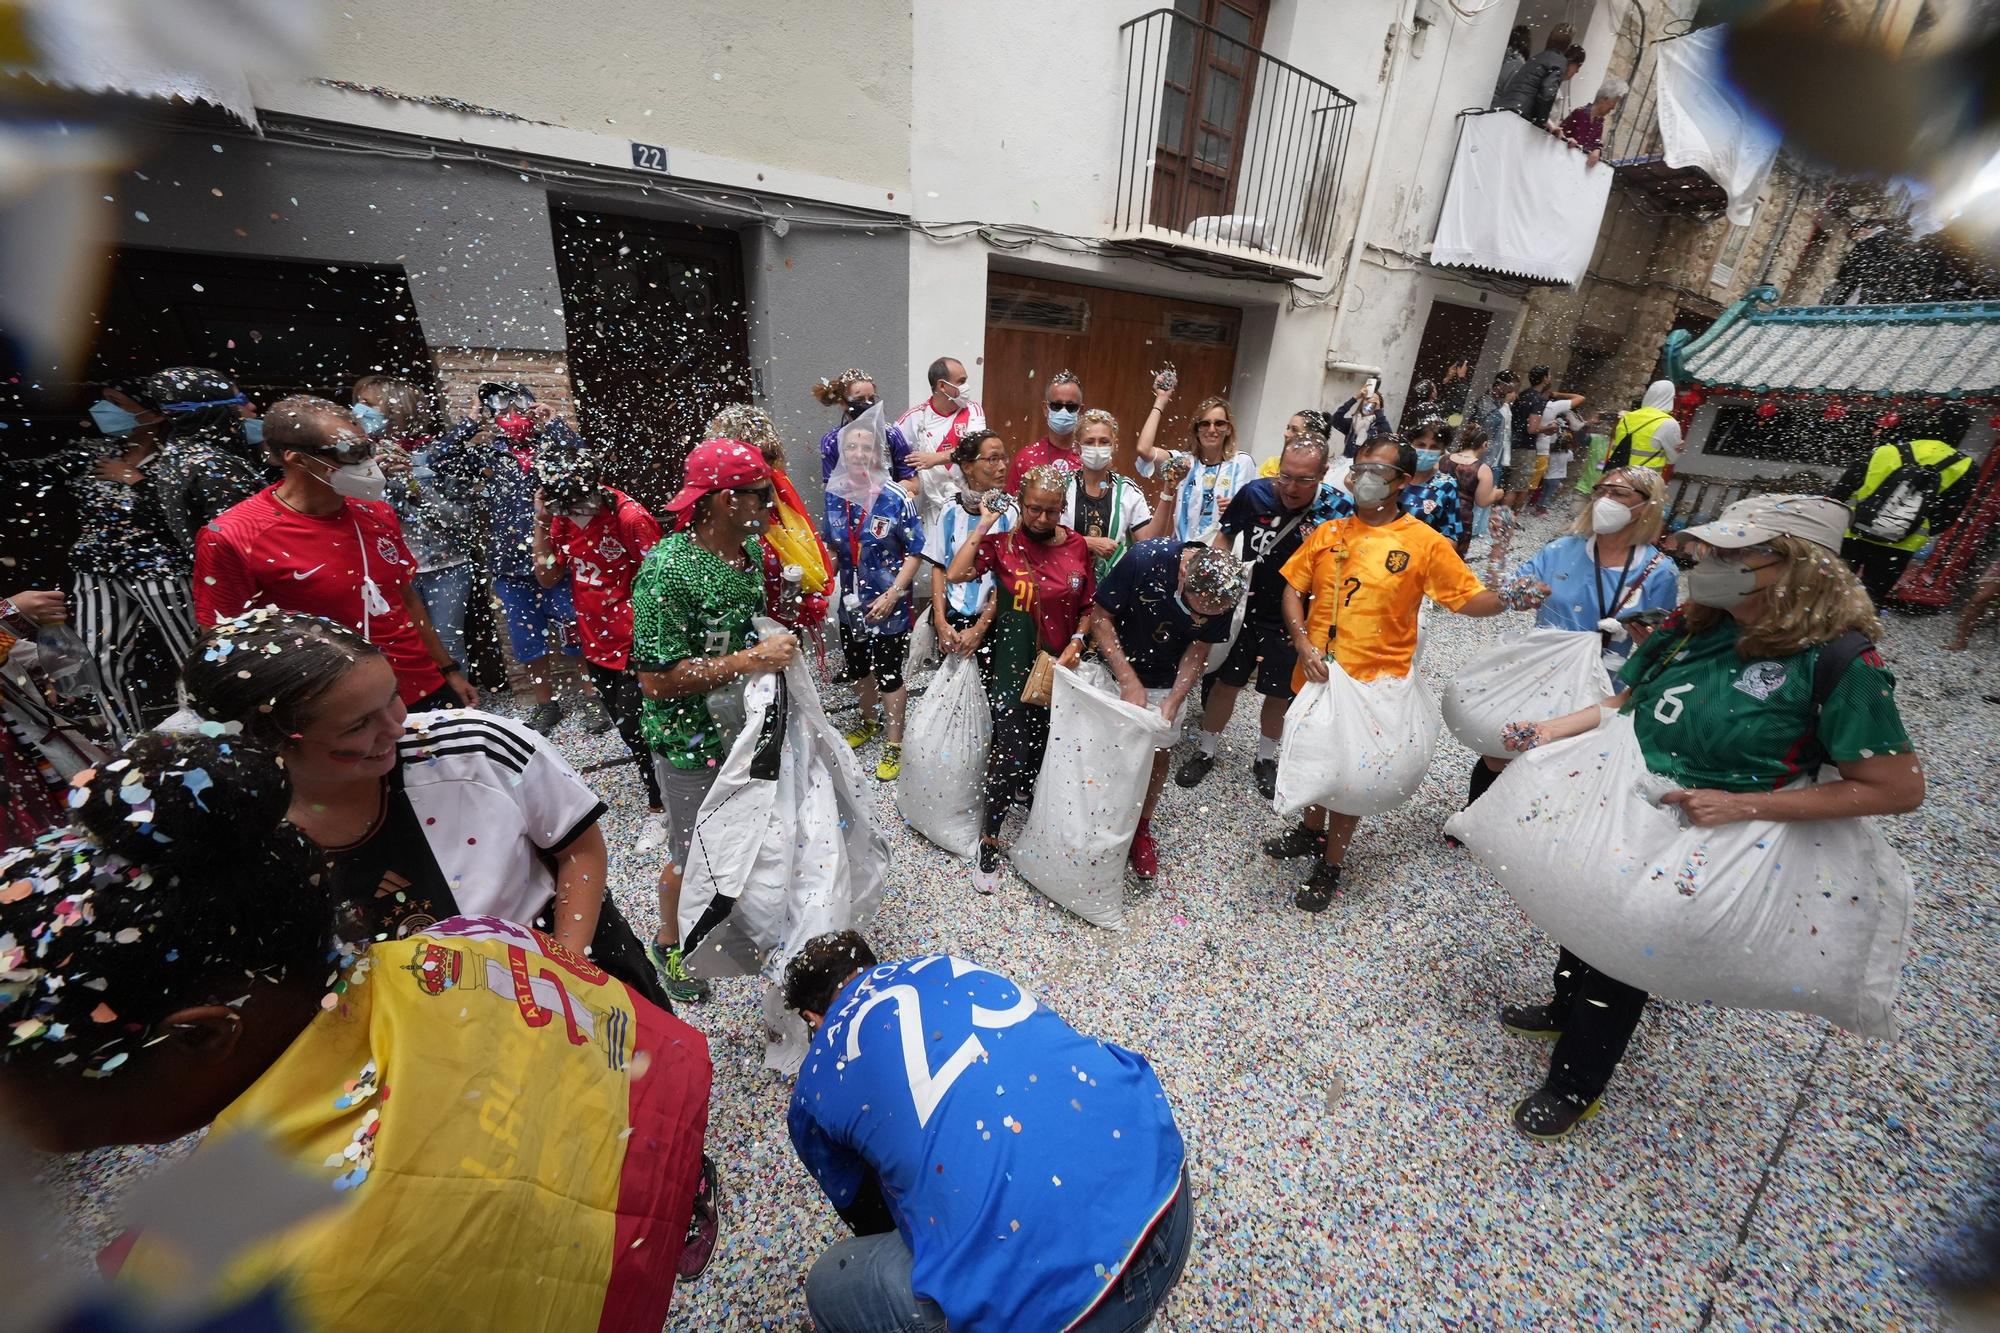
top-left (1111, 7), bottom-right (1356, 281)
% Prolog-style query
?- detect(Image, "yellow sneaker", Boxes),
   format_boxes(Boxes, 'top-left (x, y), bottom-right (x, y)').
top-left (876, 741), bottom-right (902, 782)
top-left (844, 718), bottom-right (883, 749)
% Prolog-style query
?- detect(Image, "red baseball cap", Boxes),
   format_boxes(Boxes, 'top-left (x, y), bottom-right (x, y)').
top-left (664, 437), bottom-right (773, 514)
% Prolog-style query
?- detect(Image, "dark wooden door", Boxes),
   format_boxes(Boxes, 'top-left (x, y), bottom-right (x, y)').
top-left (551, 209), bottom-right (751, 514)
top-left (1150, 0), bottom-right (1270, 231)
top-left (984, 274), bottom-right (1240, 504)
top-left (1403, 300), bottom-right (1493, 420)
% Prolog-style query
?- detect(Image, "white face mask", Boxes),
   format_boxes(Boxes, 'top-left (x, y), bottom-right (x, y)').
top-left (1080, 445), bottom-right (1114, 470)
top-left (1351, 474), bottom-right (1394, 506)
top-left (308, 455), bottom-right (387, 503)
top-left (1590, 497), bottom-right (1636, 534)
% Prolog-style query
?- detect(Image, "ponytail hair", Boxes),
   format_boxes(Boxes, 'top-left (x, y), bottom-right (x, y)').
top-left (812, 369), bottom-right (874, 408)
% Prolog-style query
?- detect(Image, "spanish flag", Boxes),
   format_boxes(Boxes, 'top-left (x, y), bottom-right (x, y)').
top-left (112, 917), bottom-right (712, 1331)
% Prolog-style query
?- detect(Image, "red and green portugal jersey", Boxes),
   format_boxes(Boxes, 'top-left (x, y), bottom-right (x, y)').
top-left (1617, 616), bottom-right (1912, 792)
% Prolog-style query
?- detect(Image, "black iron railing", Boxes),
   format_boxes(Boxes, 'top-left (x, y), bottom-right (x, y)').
top-left (1114, 8), bottom-right (1356, 273)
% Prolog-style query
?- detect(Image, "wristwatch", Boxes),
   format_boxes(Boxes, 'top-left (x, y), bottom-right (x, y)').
top-left (439, 659), bottom-right (465, 676)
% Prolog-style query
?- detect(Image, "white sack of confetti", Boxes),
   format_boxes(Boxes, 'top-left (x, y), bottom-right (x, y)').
top-left (1441, 628), bottom-right (1612, 759)
top-left (896, 652), bottom-right (990, 859)
top-left (1274, 663), bottom-right (1439, 818)
top-left (1444, 712), bottom-right (1913, 1039)
top-left (1011, 664), bottom-right (1173, 929)
top-left (679, 632), bottom-right (889, 987)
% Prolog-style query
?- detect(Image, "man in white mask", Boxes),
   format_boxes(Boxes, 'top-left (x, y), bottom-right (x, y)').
top-left (194, 395), bottom-right (478, 711)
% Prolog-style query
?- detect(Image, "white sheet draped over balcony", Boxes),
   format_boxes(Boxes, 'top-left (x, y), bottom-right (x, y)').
top-left (1431, 111), bottom-right (1614, 286)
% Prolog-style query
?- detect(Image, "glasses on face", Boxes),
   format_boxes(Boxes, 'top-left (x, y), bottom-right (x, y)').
top-left (1593, 484), bottom-right (1642, 502)
top-left (313, 435), bottom-right (376, 465)
top-left (1275, 470), bottom-right (1319, 488)
top-left (1046, 399), bottom-right (1080, 412)
top-left (728, 483), bottom-right (775, 503)
top-left (1021, 502), bottom-right (1063, 520)
top-left (1351, 462), bottom-right (1403, 482)
top-left (1196, 420), bottom-right (1230, 432)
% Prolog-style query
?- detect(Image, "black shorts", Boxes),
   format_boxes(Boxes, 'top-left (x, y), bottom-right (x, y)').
top-left (943, 607), bottom-right (995, 682)
top-left (1210, 619), bottom-right (1298, 697)
top-left (839, 621), bottom-right (910, 695)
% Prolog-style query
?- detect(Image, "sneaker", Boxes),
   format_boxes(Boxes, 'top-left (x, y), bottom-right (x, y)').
top-left (585, 699), bottom-right (618, 734)
top-left (635, 813), bottom-right (669, 854)
top-left (1174, 749), bottom-right (1218, 788)
top-left (1294, 860), bottom-right (1340, 912)
top-left (844, 717), bottom-right (883, 749)
top-left (1128, 820), bottom-right (1158, 880)
top-left (648, 940), bottom-right (712, 1003)
top-left (972, 843), bottom-right (1003, 895)
top-left (1263, 822), bottom-right (1326, 859)
top-left (1252, 758), bottom-right (1278, 801)
top-left (876, 741), bottom-right (903, 782)
top-left (526, 700), bottom-right (565, 735)
top-left (1500, 1002), bottom-right (1566, 1040)
top-left (678, 1153), bottom-right (723, 1281)
top-left (1512, 1088), bottom-right (1601, 1141)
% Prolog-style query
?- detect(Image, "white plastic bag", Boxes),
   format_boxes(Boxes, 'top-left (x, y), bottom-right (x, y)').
top-left (895, 652), bottom-right (990, 858)
top-left (1274, 662), bottom-right (1439, 817)
top-left (1010, 665), bottom-right (1174, 928)
top-left (677, 620), bottom-right (891, 1070)
top-left (1442, 713), bottom-right (1913, 1038)
top-left (823, 401), bottom-right (891, 512)
top-left (902, 610), bottom-right (938, 683)
top-left (1441, 628), bottom-right (1612, 759)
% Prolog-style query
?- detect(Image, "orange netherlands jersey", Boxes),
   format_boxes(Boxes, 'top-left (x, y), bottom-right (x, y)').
top-left (1279, 513), bottom-right (1485, 684)
top-left (115, 917), bottom-right (711, 1332)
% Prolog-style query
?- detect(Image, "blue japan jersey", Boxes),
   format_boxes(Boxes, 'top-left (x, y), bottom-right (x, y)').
top-left (826, 483), bottom-right (924, 635)
top-left (789, 955), bottom-right (1186, 1331)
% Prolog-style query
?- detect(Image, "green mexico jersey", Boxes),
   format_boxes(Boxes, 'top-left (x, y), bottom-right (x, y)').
top-left (629, 532), bottom-right (767, 770)
top-left (1617, 617), bottom-right (1911, 792)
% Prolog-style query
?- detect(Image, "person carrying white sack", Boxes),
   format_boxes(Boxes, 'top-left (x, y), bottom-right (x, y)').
top-left (1462, 466), bottom-right (1680, 812)
top-left (1486, 494), bottom-right (1925, 1141)
top-left (1264, 439), bottom-right (1546, 910)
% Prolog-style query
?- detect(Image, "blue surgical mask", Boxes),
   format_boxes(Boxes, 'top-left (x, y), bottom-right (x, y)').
top-left (241, 417), bottom-right (265, 447)
top-left (351, 403), bottom-right (388, 438)
top-left (89, 400), bottom-right (139, 437)
top-left (1047, 406), bottom-right (1079, 434)
top-left (1416, 448), bottom-right (1442, 472)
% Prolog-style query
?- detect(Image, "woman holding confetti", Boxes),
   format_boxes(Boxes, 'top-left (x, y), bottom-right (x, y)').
top-left (1134, 375), bottom-right (1259, 545)
top-left (0, 732), bottom-right (713, 1327)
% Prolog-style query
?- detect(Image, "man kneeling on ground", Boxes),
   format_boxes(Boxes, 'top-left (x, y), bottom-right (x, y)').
top-left (784, 930), bottom-right (1194, 1331)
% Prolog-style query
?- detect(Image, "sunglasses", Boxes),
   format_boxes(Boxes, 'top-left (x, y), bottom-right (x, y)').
top-left (729, 483), bottom-right (776, 502)
top-left (1196, 420), bottom-right (1230, 431)
top-left (1046, 400), bottom-right (1080, 412)
top-left (310, 435), bottom-right (376, 465)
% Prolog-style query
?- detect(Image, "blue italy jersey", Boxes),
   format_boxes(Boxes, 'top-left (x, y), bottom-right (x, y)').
top-left (789, 955), bottom-right (1185, 1331)
top-left (826, 483), bottom-right (925, 635)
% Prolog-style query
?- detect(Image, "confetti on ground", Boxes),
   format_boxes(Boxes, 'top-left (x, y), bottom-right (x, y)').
top-left (33, 505), bottom-right (2000, 1328)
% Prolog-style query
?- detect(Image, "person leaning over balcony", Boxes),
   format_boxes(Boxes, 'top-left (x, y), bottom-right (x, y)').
top-left (1495, 30), bottom-right (1583, 128)
top-left (1559, 77), bottom-right (1627, 166)
top-left (1494, 23), bottom-right (1533, 102)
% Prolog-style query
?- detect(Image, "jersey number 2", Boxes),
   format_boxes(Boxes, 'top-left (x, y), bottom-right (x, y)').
top-left (843, 957), bottom-right (1037, 1127)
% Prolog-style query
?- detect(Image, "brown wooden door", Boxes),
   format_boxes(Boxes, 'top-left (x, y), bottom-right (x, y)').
top-left (552, 208), bottom-right (751, 515)
top-left (1403, 300), bottom-right (1493, 418)
top-left (1150, 0), bottom-right (1270, 231)
top-left (983, 273), bottom-right (1241, 502)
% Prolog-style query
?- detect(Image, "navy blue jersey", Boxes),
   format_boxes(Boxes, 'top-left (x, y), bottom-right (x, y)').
top-left (1219, 478), bottom-right (1349, 621)
top-left (1093, 537), bottom-right (1234, 688)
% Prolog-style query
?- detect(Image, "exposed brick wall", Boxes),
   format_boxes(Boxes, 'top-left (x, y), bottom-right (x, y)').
top-left (432, 346), bottom-right (575, 422)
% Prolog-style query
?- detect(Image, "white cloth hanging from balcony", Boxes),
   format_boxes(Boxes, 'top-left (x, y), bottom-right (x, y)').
top-left (1431, 111), bottom-right (1614, 285)
top-left (1653, 26), bottom-right (1782, 228)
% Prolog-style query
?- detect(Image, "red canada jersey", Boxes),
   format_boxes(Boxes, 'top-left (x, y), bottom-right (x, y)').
top-left (548, 489), bottom-right (664, 669)
top-left (195, 486), bottom-right (443, 704)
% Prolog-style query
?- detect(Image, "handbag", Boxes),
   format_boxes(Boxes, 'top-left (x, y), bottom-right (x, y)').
top-left (1020, 650), bottom-right (1058, 707)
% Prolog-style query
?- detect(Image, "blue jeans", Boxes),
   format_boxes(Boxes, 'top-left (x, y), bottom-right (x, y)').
top-left (805, 1169), bottom-right (1194, 1333)
top-left (412, 564), bottom-right (474, 666)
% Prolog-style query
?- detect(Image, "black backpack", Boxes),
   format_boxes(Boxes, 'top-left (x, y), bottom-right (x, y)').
top-left (1851, 442), bottom-right (1962, 544)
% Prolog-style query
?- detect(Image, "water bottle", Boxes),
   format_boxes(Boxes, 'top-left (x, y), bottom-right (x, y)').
top-left (776, 563), bottom-right (804, 620)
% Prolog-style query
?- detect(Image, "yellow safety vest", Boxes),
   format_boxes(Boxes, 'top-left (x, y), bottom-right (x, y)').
top-left (1611, 406), bottom-right (1673, 469)
top-left (1846, 439), bottom-right (1973, 551)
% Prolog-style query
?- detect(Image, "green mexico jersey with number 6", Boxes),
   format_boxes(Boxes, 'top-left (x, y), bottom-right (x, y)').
top-left (1616, 616), bottom-right (1912, 792)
